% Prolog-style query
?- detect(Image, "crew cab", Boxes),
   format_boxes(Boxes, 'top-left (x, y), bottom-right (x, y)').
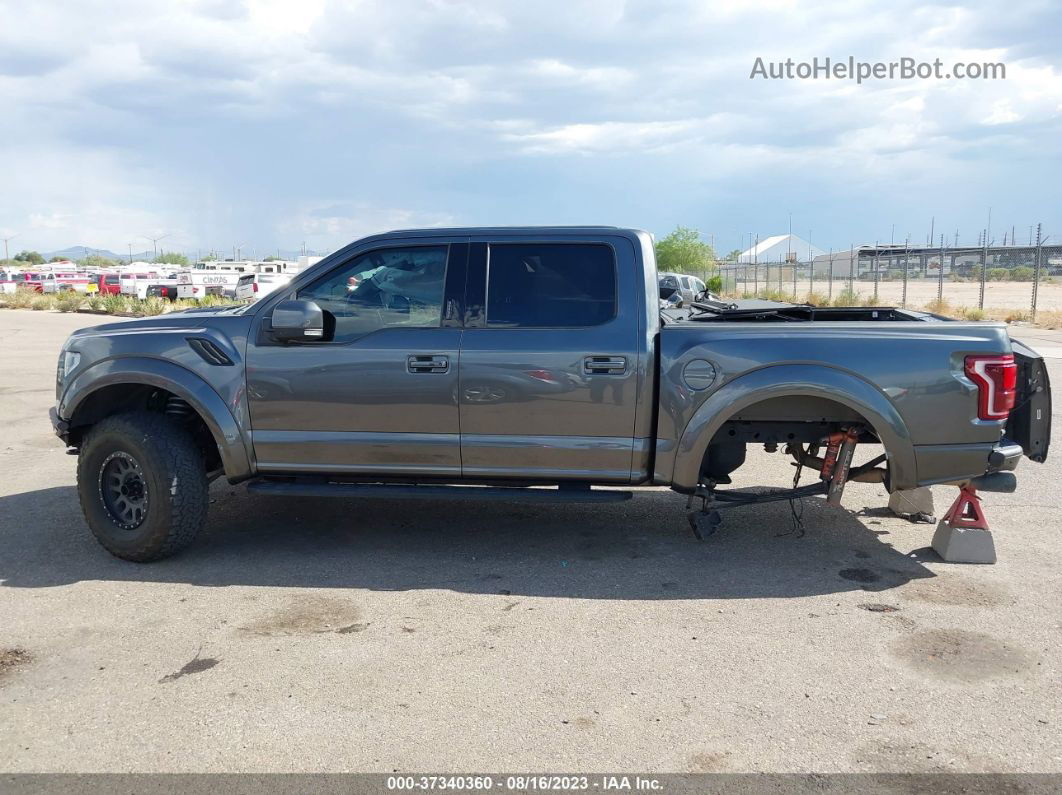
top-left (50, 227), bottom-right (1050, 561)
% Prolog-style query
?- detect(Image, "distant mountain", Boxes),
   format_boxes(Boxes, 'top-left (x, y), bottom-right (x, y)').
top-left (42, 245), bottom-right (155, 262)
top-left (40, 245), bottom-right (332, 263)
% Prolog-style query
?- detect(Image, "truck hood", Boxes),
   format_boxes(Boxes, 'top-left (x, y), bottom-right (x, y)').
top-left (68, 306), bottom-right (250, 340)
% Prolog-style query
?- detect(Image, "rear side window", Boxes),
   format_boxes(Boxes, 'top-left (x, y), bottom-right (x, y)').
top-left (485, 243), bottom-right (616, 328)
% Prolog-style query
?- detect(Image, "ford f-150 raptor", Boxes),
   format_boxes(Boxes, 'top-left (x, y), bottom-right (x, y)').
top-left (50, 227), bottom-right (1051, 560)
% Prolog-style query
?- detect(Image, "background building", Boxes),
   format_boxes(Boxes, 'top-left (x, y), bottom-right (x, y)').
top-left (738, 234), bottom-right (824, 264)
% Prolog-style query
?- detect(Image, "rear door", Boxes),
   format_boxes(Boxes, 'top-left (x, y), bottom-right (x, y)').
top-left (458, 236), bottom-right (642, 482)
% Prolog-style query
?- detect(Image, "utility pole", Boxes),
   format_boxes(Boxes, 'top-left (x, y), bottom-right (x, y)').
top-left (2, 234), bottom-right (17, 261)
top-left (929, 216), bottom-right (935, 248)
top-left (127, 243), bottom-right (133, 264)
top-left (141, 233), bottom-right (170, 261)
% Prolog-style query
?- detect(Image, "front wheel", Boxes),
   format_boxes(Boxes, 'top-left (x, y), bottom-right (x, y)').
top-left (77, 412), bottom-right (209, 561)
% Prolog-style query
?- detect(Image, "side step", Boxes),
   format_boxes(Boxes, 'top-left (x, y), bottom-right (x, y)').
top-left (245, 480), bottom-right (634, 504)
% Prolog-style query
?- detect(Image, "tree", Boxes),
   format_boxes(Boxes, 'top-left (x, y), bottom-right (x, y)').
top-left (655, 226), bottom-right (718, 279)
top-left (724, 249), bottom-right (742, 261)
top-left (154, 252), bottom-right (189, 266)
top-left (79, 254), bottom-right (117, 269)
top-left (14, 250), bottom-right (44, 265)
top-left (49, 256), bottom-right (66, 262)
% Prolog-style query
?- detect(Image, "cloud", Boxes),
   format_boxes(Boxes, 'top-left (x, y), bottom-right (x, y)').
top-left (0, 0), bottom-right (1059, 253)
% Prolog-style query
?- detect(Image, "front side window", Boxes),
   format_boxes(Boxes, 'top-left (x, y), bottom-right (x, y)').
top-left (486, 243), bottom-right (616, 328)
top-left (298, 245), bottom-right (448, 343)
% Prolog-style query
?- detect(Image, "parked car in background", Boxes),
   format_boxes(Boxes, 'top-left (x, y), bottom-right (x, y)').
top-left (124, 272), bottom-right (179, 300)
top-left (93, 273), bottom-right (122, 295)
top-left (176, 269), bottom-right (242, 300)
top-left (0, 269), bottom-right (22, 294)
top-left (235, 273), bottom-right (292, 302)
top-left (659, 272), bottom-right (708, 304)
top-left (146, 283), bottom-right (180, 301)
top-left (53, 272), bottom-right (93, 293)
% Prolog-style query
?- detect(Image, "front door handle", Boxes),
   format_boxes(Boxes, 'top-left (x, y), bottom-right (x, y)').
top-left (407, 354), bottom-right (449, 374)
top-left (583, 356), bottom-right (627, 375)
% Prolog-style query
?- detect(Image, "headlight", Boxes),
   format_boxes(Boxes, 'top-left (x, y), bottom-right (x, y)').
top-left (57, 350), bottom-right (81, 384)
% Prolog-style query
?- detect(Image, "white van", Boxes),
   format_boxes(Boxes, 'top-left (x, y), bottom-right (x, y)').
top-left (176, 269), bottom-right (242, 300)
top-left (235, 273), bottom-right (292, 302)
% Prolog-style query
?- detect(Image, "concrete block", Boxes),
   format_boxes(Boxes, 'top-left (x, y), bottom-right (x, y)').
top-left (889, 487), bottom-right (935, 519)
top-left (931, 521), bottom-right (997, 564)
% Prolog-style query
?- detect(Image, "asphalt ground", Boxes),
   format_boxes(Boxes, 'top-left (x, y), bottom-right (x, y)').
top-left (1, 310), bottom-right (1060, 773)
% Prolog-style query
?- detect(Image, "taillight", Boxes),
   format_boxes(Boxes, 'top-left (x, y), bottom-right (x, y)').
top-left (252, 282), bottom-right (258, 292)
top-left (965, 354), bottom-right (1017, 420)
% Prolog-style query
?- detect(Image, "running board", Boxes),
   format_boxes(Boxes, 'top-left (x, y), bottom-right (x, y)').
top-left (245, 480), bottom-right (634, 503)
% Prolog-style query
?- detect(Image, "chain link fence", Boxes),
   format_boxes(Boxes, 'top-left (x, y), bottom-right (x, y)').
top-left (711, 234), bottom-right (1062, 322)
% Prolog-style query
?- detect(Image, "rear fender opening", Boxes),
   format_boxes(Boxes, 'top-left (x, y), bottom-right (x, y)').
top-left (672, 365), bottom-right (916, 493)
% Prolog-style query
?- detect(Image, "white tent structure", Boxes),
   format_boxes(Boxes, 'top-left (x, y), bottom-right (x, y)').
top-left (738, 234), bottom-right (824, 263)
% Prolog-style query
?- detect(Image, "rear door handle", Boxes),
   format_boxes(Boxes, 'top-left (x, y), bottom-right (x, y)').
top-left (407, 354), bottom-right (449, 374)
top-left (583, 356), bottom-right (627, 375)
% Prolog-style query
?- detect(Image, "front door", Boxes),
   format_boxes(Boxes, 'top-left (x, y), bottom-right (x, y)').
top-left (458, 237), bottom-right (642, 482)
top-left (246, 240), bottom-right (467, 475)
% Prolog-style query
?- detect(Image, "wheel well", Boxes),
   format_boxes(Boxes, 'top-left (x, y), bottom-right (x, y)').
top-left (68, 384), bottom-right (223, 473)
top-left (700, 396), bottom-right (882, 482)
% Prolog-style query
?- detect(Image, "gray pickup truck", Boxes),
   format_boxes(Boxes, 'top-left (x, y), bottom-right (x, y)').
top-left (50, 227), bottom-right (1051, 560)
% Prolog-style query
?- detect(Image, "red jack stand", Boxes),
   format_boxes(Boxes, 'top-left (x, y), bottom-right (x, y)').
top-left (931, 486), bottom-right (997, 563)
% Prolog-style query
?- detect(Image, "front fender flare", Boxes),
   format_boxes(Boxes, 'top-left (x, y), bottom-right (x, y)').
top-left (672, 364), bottom-right (916, 492)
top-left (61, 357), bottom-right (253, 482)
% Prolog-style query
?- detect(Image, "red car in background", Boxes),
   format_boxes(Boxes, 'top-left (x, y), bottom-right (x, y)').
top-left (94, 273), bottom-right (121, 294)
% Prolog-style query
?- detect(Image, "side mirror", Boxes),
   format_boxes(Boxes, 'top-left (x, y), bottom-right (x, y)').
top-left (271, 299), bottom-right (325, 342)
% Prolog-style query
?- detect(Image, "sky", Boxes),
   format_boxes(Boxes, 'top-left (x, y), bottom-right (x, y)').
top-left (1, 0), bottom-right (1060, 258)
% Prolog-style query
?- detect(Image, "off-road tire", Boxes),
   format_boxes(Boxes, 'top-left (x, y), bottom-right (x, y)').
top-left (77, 411), bottom-right (209, 562)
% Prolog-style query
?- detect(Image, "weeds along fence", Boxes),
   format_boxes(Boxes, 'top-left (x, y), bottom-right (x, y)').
top-left (715, 236), bottom-right (1062, 321)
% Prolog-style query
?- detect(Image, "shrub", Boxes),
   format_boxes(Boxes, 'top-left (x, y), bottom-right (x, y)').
top-left (85, 294), bottom-right (108, 312)
top-left (1004, 309), bottom-right (1030, 323)
top-left (803, 291), bottom-right (830, 306)
top-left (1010, 266), bottom-right (1034, 281)
top-left (30, 293), bottom-right (55, 311)
top-left (861, 294), bottom-right (885, 307)
top-left (833, 289), bottom-right (860, 306)
top-left (139, 297), bottom-right (168, 316)
top-left (101, 293), bottom-right (131, 314)
top-left (987, 268), bottom-right (1009, 281)
top-left (755, 288), bottom-right (791, 303)
top-left (7, 287), bottom-right (37, 309)
top-left (1034, 310), bottom-right (1062, 329)
top-left (962, 307), bottom-right (986, 321)
top-left (924, 298), bottom-right (953, 315)
top-left (55, 292), bottom-right (84, 312)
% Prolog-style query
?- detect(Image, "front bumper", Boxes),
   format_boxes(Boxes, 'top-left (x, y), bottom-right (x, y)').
top-left (49, 406), bottom-right (71, 446)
